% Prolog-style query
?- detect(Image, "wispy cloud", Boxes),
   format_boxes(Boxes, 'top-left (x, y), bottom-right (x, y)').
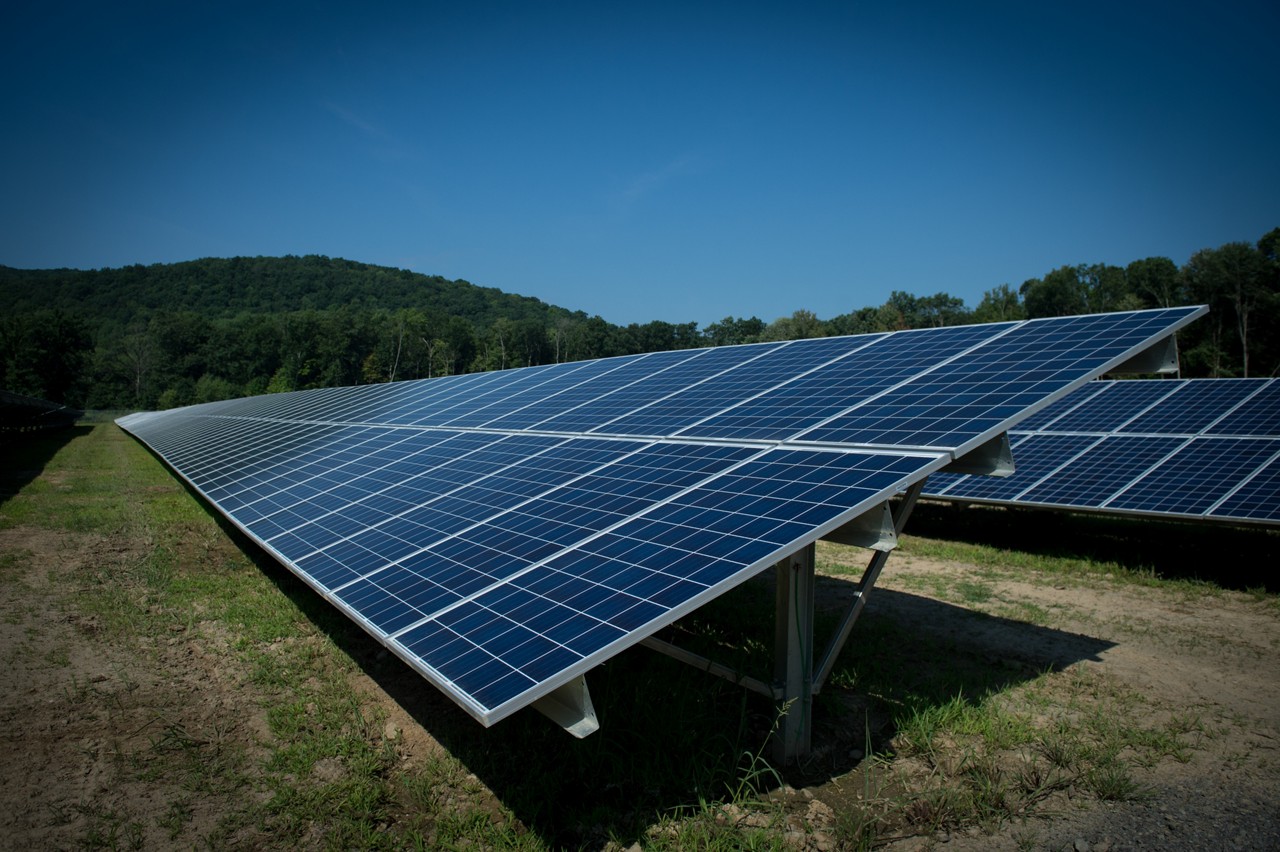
top-left (320, 100), bottom-right (418, 164)
top-left (321, 100), bottom-right (392, 140)
top-left (615, 153), bottom-right (700, 209)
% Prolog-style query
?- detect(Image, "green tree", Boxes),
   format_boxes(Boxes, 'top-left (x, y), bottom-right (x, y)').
top-left (475, 317), bottom-right (516, 371)
top-left (702, 316), bottom-right (765, 347)
top-left (1125, 257), bottom-right (1183, 308)
top-left (1182, 242), bottom-right (1271, 377)
top-left (0, 310), bottom-right (94, 405)
top-left (760, 309), bottom-right (826, 341)
top-left (1020, 266), bottom-right (1088, 318)
top-left (1080, 264), bottom-right (1136, 313)
top-left (914, 292), bottom-right (971, 327)
top-left (972, 283), bottom-right (1025, 323)
top-left (1256, 228), bottom-right (1280, 376)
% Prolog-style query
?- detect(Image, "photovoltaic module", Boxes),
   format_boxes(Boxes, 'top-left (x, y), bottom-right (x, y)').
top-left (117, 306), bottom-right (1204, 731)
top-left (926, 377), bottom-right (1280, 525)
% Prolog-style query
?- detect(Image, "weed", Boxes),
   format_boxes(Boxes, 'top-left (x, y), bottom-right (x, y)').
top-left (74, 803), bottom-right (146, 850)
top-left (956, 580), bottom-right (995, 604)
top-left (1084, 756), bottom-right (1148, 801)
top-left (156, 797), bottom-right (193, 840)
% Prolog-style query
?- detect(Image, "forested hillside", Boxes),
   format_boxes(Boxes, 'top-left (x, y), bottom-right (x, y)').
top-left (2, 230), bottom-right (1277, 412)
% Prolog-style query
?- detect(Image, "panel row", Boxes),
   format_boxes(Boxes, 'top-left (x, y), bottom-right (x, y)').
top-left (117, 307), bottom-right (1209, 726)
top-left (125, 307), bottom-right (1206, 458)
top-left (928, 378), bottom-right (1280, 524)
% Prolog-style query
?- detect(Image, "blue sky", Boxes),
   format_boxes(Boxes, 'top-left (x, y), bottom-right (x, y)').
top-left (2, 1), bottom-right (1276, 326)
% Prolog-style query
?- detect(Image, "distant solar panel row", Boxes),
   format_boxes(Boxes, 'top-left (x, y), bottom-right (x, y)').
top-left (117, 306), bottom-right (1204, 727)
top-left (927, 377), bottom-right (1280, 525)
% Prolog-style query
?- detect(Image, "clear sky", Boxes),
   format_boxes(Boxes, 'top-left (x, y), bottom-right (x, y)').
top-left (2, 1), bottom-right (1276, 327)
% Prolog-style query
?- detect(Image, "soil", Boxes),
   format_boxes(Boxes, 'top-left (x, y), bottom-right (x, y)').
top-left (1, 523), bottom-right (1277, 850)
top-left (865, 554), bottom-right (1280, 851)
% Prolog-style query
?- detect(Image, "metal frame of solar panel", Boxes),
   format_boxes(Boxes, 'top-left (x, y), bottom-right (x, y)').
top-left (116, 306), bottom-right (1205, 761)
top-left (926, 377), bottom-right (1280, 526)
top-left (1, 389), bottom-right (83, 435)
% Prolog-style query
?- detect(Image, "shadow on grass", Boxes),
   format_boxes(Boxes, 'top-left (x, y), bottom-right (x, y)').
top-left (907, 501), bottom-right (1280, 593)
top-left (0, 424), bottom-right (93, 509)
top-left (189, 491), bottom-right (1113, 848)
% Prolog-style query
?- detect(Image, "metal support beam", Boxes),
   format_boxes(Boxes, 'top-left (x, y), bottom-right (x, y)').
top-left (640, 635), bottom-right (781, 700)
top-left (820, 501), bottom-right (897, 551)
top-left (1112, 333), bottom-right (1179, 374)
top-left (531, 675), bottom-right (599, 738)
top-left (812, 480), bottom-right (926, 692)
top-left (638, 482), bottom-right (932, 764)
top-left (772, 542), bottom-right (816, 764)
top-left (941, 432), bottom-right (1014, 476)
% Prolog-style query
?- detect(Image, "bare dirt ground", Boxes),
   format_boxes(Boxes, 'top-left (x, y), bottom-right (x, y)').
top-left (866, 554), bottom-right (1280, 851)
top-left (0, 526), bottom-right (274, 848)
top-left (2, 521), bottom-right (1278, 850)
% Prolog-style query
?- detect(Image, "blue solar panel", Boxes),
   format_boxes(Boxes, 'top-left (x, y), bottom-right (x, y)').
top-left (391, 448), bottom-right (944, 718)
top-left (1121, 379), bottom-right (1263, 435)
top-left (117, 305), bottom-right (1206, 726)
top-left (441, 351), bottom-right (695, 428)
top-left (1013, 382), bottom-right (1110, 431)
top-left (801, 308), bottom-right (1198, 451)
top-left (929, 433), bottom-right (1101, 501)
top-left (594, 334), bottom-right (890, 437)
top-left (1107, 437), bottom-right (1280, 516)
top-left (1205, 380), bottom-right (1280, 437)
top-left (524, 341), bottom-right (788, 434)
top-left (1017, 435), bottom-right (1185, 507)
top-left (678, 323), bottom-right (1007, 442)
top-left (924, 378), bottom-right (1280, 526)
top-left (1040, 380), bottom-right (1182, 433)
top-left (1215, 454), bottom-right (1280, 522)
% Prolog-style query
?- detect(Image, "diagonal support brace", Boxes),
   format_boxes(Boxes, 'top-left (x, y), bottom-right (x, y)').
top-left (812, 479), bottom-right (926, 693)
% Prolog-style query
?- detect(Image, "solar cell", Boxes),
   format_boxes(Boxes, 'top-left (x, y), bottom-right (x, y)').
top-left (1012, 382), bottom-right (1109, 431)
top-left (678, 323), bottom-right (1006, 442)
top-left (1017, 435), bottom-right (1186, 507)
top-left (525, 341), bottom-right (788, 434)
top-left (117, 305), bottom-right (1206, 731)
top-left (593, 334), bottom-right (889, 437)
top-left (394, 448), bottom-right (944, 719)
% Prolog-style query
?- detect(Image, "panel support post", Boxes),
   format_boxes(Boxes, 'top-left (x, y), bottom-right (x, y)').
top-left (531, 675), bottom-right (599, 738)
top-left (772, 541), bottom-right (816, 765)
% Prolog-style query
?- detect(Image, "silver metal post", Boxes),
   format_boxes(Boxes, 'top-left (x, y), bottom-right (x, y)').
top-left (772, 542), bottom-right (815, 764)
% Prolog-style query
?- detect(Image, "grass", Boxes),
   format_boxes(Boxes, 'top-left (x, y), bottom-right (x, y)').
top-left (902, 501), bottom-right (1280, 594)
top-left (0, 423), bottom-right (1273, 848)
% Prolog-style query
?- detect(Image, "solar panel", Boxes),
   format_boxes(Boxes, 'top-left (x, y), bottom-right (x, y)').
top-left (928, 377), bottom-right (1280, 525)
top-left (117, 306), bottom-right (1204, 732)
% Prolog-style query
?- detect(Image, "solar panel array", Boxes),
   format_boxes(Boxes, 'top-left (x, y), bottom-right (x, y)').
top-left (927, 377), bottom-right (1280, 525)
top-left (117, 306), bottom-right (1204, 728)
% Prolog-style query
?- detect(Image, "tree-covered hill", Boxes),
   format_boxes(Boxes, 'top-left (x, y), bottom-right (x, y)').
top-left (0, 255), bottom-right (569, 328)
top-left (2, 230), bottom-right (1276, 413)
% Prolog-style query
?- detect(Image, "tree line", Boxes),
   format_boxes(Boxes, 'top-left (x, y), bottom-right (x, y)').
top-left (1, 230), bottom-right (1276, 411)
